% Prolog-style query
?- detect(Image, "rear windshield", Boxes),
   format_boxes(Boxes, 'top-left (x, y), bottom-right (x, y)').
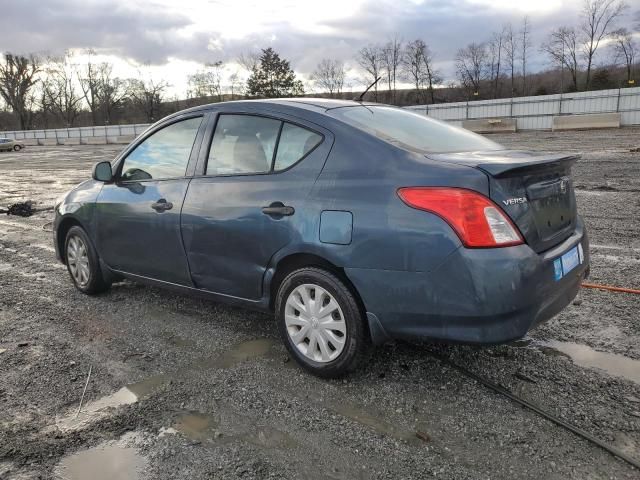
top-left (328, 105), bottom-right (503, 154)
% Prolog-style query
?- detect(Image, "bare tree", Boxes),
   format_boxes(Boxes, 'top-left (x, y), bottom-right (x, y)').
top-left (188, 61), bottom-right (224, 102)
top-left (611, 28), bottom-right (637, 84)
top-left (42, 52), bottom-right (83, 127)
top-left (519, 16), bottom-right (532, 95)
top-left (402, 39), bottom-right (441, 104)
top-left (310, 58), bottom-right (345, 96)
top-left (77, 53), bottom-right (128, 125)
top-left (228, 72), bottom-right (243, 99)
top-left (130, 70), bottom-right (170, 123)
top-left (503, 23), bottom-right (518, 96)
top-left (489, 29), bottom-right (505, 98)
top-left (0, 53), bottom-right (40, 129)
top-left (237, 51), bottom-right (260, 73)
top-left (382, 37), bottom-right (402, 103)
top-left (580, 0), bottom-right (628, 89)
top-left (456, 42), bottom-right (489, 97)
top-left (77, 50), bottom-right (100, 125)
top-left (356, 45), bottom-right (383, 101)
top-left (98, 65), bottom-right (129, 124)
top-left (541, 27), bottom-right (581, 92)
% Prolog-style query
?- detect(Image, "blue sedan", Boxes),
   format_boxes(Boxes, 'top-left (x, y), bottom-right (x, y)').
top-left (53, 99), bottom-right (590, 377)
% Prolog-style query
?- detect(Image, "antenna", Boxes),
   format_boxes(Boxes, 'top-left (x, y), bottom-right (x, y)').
top-left (355, 76), bottom-right (381, 102)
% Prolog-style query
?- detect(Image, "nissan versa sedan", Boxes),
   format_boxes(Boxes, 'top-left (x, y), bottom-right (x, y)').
top-left (53, 99), bottom-right (590, 377)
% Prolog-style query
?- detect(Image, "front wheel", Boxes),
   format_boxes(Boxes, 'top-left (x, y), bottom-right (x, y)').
top-left (13, 145), bottom-right (21, 151)
top-left (64, 226), bottom-right (111, 294)
top-left (275, 267), bottom-right (369, 378)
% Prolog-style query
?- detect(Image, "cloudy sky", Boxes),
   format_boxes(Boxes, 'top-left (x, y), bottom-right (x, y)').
top-left (1, 0), bottom-right (637, 95)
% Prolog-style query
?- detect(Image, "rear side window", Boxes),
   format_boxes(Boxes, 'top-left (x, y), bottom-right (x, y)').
top-left (120, 116), bottom-right (202, 181)
top-left (328, 106), bottom-right (502, 154)
top-left (206, 114), bottom-right (322, 175)
top-left (274, 123), bottom-right (322, 171)
top-left (207, 115), bottom-right (281, 175)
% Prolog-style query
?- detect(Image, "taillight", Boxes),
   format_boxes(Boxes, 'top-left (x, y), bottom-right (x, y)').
top-left (397, 187), bottom-right (524, 248)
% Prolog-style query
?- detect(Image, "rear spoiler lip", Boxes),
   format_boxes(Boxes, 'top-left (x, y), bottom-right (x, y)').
top-left (425, 150), bottom-right (581, 177)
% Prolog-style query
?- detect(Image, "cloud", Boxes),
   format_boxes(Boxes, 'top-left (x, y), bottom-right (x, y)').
top-left (1, 0), bottom-right (205, 64)
top-left (1, 0), bottom-right (635, 85)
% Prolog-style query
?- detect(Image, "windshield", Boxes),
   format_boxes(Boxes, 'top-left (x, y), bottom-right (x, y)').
top-left (328, 105), bottom-right (503, 154)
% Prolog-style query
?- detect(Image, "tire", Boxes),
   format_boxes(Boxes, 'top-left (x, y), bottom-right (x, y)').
top-left (275, 267), bottom-right (370, 378)
top-left (13, 145), bottom-right (21, 151)
top-left (64, 226), bottom-right (111, 294)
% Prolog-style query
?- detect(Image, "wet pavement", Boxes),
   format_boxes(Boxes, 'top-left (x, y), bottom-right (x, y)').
top-left (1, 131), bottom-right (639, 479)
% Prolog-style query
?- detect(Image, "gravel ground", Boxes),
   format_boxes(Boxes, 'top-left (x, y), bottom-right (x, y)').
top-left (0, 128), bottom-right (639, 480)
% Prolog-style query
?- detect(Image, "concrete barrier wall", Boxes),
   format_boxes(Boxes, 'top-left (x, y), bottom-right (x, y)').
top-left (552, 113), bottom-right (621, 131)
top-left (406, 87), bottom-right (640, 131)
top-left (461, 118), bottom-right (517, 133)
top-left (0, 123), bottom-right (150, 144)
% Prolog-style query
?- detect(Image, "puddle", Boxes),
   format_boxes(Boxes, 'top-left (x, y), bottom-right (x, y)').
top-left (57, 374), bottom-right (169, 431)
top-left (167, 411), bottom-right (295, 449)
top-left (126, 374), bottom-right (171, 398)
top-left (56, 339), bottom-right (272, 432)
top-left (245, 425), bottom-right (296, 449)
top-left (198, 338), bottom-right (275, 369)
top-left (174, 412), bottom-right (219, 440)
top-left (540, 341), bottom-right (640, 385)
top-left (54, 436), bottom-right (147, 480)
top-left (330, 402), bottom-right (420, 444)
top-left (163, 332), bottom-right (195, 348)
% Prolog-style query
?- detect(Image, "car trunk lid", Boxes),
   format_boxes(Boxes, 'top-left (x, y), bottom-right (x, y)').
top-left (426, 150), bottom-right (580, 253)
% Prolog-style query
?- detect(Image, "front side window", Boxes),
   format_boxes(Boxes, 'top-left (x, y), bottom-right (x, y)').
top-left (328, 106), bottom-right (502, 154)
top-left (120, 116), bottom-right (202, 181)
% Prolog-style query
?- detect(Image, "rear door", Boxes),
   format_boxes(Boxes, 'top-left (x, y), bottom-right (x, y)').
top-left (181, 111), bottom-right (332, 300)
top-left (95, 114), bottom-right (207, 284)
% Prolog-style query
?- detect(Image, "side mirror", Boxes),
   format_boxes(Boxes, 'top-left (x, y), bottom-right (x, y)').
top-left (92, 161), bottom-right (113, 182)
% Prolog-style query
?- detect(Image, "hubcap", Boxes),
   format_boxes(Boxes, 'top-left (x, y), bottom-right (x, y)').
top-left (284, 284), bottom-right (347, 363)
top-left (67, 235), bottom-right (90, 287)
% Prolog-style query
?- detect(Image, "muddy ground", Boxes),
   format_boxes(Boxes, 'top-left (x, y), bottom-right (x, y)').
top-left (0, 128), bottom-right (639, 480)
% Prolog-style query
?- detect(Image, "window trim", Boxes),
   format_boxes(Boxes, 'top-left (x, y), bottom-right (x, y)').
top-left (115, 114), bottom-right (205, 183)
top-left (201, 112), bottom-right (324, 178)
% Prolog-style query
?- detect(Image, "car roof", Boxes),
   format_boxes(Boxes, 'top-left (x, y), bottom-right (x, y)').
top-left (172, 97), bottom-right (384, 117)
top-left (269, 98), bottom-right (381, 111)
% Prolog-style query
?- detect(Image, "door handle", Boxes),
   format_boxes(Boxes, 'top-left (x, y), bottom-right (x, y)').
top-left (262, 202), bottom-right (295, 217)
top-left (151, 199), bottom-right (173, 212)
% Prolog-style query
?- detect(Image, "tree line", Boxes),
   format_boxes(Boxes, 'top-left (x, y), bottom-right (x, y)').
top-left (0, 0), bottom-right (637, 131)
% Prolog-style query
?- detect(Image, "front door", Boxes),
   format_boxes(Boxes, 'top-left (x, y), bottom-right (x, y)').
top-left (181, 112), bottom-right (331, 300)
top-left (95, 114), bottom-right (205, 285)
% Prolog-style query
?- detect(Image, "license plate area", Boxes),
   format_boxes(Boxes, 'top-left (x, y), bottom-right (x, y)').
top-left (553, 243), bottom-right (584, 281)
top-left (528, 176), bottom-right (574, 242)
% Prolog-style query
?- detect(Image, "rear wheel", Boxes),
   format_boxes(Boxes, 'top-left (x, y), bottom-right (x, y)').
top-left (275, 267), bottom-right (369, 378)
top-left (13, 145), bottom-right (21, 151)
top-left (64, 226), bottom-right (111, 294)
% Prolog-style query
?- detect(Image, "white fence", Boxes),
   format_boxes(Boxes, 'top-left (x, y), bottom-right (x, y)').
top-left (1, 87), bottom-right (639, 141)
top-left (405, 87), bottom-right (640, 130)
top-left (0, 123), bottom-right (150, 143)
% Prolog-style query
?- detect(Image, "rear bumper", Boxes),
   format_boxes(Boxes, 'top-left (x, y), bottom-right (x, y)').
top-left (346, 218), bottom-right (590, 344)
